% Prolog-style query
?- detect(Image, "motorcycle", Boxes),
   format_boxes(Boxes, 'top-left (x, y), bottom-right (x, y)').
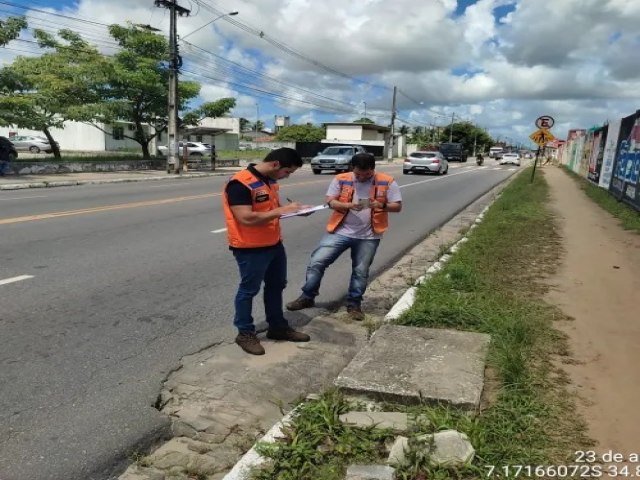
top-left (476, 154), bottom-right (484, 166)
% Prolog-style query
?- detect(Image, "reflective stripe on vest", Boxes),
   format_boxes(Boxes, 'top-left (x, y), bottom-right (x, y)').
top-left (326, 172), bottom-right (393, 235)
top-left (223, 169), bottom-right (282, 248)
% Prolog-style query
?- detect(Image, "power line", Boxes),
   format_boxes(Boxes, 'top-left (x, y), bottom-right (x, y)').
top-left (190, 0), bottom-right (390, 91)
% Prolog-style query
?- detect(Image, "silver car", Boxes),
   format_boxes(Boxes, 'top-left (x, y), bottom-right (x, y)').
top-left (310, 145), bottom-right (367, 174)
top-left (403, 151), bottom-right (449, 175)
top-left (10, 135), bottom-right (56, 153)
top-left (157, 141), bottom-right (212, 157)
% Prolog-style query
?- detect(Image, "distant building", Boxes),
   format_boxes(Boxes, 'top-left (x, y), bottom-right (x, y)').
top-left (274, 115), bottom-right (290, 132)
top-left (322, 122), bottom-right (401, 157)
top-left (182, 117), bottom-right (238, 150)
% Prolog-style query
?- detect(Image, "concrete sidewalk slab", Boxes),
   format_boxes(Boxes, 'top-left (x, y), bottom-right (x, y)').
top-left (0, 169), bottom-right (241, 190)
top-left (334, 325), bottom-right (491, 409)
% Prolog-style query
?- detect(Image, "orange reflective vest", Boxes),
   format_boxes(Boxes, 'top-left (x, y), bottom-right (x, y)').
top-left (223, 168), bottom-right (281, 248)
top-left (326, 172), bottom-right (394, 235)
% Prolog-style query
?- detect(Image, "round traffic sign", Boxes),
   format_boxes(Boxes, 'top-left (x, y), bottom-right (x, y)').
top-left (535, 115), bottom-right (555, 129)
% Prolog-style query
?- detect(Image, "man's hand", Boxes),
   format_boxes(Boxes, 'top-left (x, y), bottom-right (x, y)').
top-left (280, 202), bottom-right (304, 214)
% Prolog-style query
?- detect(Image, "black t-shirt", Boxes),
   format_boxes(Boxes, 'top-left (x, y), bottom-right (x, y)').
top-left (225, 165), bottom-right (281, 251)
top-left (225, 164), bottom-right (270, 206)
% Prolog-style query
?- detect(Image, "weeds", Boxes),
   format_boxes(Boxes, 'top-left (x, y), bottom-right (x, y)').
top-left (251, 390), bottom-right (395, 480)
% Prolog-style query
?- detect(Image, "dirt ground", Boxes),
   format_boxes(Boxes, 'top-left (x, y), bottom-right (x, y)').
top-left (544, 167), bottom-right (640, 463)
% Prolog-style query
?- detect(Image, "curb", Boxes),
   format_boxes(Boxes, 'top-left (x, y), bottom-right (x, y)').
top-left (0, 171), bottom-right (233, 190)
top-left (384, 205), bottom-right (488, 322)
top-left (222, 408), bottom-right (299, 480)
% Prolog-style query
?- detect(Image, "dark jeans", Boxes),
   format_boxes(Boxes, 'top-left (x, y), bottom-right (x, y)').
top-left (232, 243), bottom-right (289, 333)
top-left (0, 158), bottom-right (10, 176)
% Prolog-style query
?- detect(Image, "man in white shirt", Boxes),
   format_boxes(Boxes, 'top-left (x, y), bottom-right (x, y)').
top-left (286, 153), bottom-right (402, 320)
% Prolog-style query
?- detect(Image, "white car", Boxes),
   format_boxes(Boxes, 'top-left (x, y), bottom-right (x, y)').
top-left (499, 153), bottom-right (521, 166)
top-left (157, 141), bottom-right (211, 157)
top-left (403, 151), bottom-right (448, 175)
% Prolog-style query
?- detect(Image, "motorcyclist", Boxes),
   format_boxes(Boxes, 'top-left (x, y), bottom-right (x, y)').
top-left (476, 153), bottom-right (484, 166)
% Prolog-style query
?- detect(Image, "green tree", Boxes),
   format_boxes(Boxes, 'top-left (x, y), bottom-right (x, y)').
top-left (76, 24), bottom-right (202, 159)
top-left (253, 120), bottom-right (265, 132)
top-left (0, 16), bottom-right (26, 46)
top-left (275, 123), bottom-right (325, 142)
top-left (0, 29), bottom-right (108, 158)
top-left (182, 97), bottom-right (236, 125)
top-left (398, 125), bottom-right (410, 135)
top-left (239, 117), bottom-right (251, 132)
top-left (439, 121), bottom-right (493, 154)
top-left (353, 117), bottom-right (374, 124)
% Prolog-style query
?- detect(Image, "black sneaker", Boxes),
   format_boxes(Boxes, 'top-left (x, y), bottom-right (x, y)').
top-left (235, 332), bottom-right (265, 355)
top-left (286, 295), bottom-right (315, 311)
top-left (266, 327), bottom-right (310, 342)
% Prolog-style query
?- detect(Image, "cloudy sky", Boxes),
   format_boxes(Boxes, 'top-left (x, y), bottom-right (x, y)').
top-left (2, 0), bottom-right (639, 147)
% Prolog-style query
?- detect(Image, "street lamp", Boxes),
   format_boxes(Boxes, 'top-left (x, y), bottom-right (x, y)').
top-left (181, 11), bottom-right (238, 40)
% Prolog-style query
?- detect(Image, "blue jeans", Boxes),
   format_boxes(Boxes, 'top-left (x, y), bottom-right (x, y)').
top-left (301, 233), bottom-right (380, 307)
top-left (232, 243), bottom-right (289, 333)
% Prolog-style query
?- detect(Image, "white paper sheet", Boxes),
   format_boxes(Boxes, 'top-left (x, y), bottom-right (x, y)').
top-left (279, 204), bottom-right (329, 219)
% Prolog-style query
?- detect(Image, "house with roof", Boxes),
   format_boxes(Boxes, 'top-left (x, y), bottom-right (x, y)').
top-left (322, 122), bottom-right (404, 157)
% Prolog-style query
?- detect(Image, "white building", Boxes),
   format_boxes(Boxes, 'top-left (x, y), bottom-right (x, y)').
top-left (323, 122), bottom-right (403, 157)
top-left (1, 116), bottom-right (243, 154)
top-left (182, 117), bottom-right (239, 151)
top-left (0, 120), bottom-right (156, 153)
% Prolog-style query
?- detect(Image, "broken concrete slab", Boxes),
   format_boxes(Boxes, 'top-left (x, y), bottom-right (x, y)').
top-left (334, 325), bottom-right (491, 409)
top-left (346, 464), bottom-right (396, 480)
top-left (339, 412), bottom-right (409, 432)
top-left (387, 436), bottom-right (410, 465)
top-left (418, 429), bottom-right (475, 467)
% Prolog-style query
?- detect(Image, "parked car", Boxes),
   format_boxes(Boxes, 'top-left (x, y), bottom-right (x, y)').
top-left (10, 135), bottom-right (57, 153)
top-left (403, 151), bottom-right (449, 175)
top-left (157, 141), bottom-right (212, 157)
top-left (310, 145), bottom-right (367, 174)
top-left (499, 153), bottom-right (521, 166)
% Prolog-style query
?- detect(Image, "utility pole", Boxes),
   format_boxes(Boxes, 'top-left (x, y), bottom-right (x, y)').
top-left (448, 112), bottom-right (455, 143)
top-left (155, 0), bottom-right (190, 174)
top-left (387, 86), bottom-right (397, 161)
top-left (472, 123), bottom-right (478, 157)
top-left (255, 102), bottom-right (259, 136)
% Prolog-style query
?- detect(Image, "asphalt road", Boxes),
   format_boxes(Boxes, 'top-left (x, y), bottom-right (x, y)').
top-left (0, 161), bottom-right (519, 480)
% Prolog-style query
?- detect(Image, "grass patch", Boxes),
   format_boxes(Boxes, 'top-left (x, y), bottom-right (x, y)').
top-left (250, 168), bottom-right (592, 479)
top-left (563, 168), bottom-right (640, 233)
top-left (252, 390), bottom-right (395, 480)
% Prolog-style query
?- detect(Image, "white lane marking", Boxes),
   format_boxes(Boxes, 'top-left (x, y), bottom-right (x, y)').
top-left (398, 167), bottom-right (478, 189)
top-left (0, 275), bottom-right (34, 286)
top-left (0, 195), bottom-right (48, 201)
top-left (211, 228), bottom-right (227, 234)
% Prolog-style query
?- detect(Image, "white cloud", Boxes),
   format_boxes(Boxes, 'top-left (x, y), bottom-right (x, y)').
top-left (1, 0), bottom-right (639, 145)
